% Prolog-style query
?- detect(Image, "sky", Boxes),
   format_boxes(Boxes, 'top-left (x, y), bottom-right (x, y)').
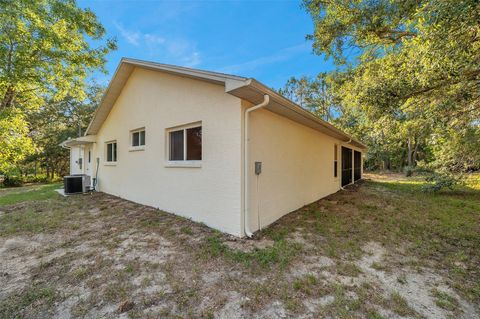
top-left (78, 0), bottom-right (336, 90)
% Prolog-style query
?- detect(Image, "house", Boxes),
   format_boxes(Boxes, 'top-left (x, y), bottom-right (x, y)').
top-left (62, 58), bottom-right (366, 237)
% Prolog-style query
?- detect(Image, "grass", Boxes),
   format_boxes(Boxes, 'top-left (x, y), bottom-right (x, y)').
top-left (0, 182), bottom-right (61, 205)
top-left (0, 284), bottom-right (56, 318)
top-left (0, 172), bottom-right (478, 318)
top-left (432, 289), bottom-right (460, 312)
top-left (293, 274), bottom-right (318, 294)
top-left (367, 310), bottom-right (386, 319)
top-left (202, 233), bottom-right (301, 269)
top-left (336, 262), bottom-right (362, 276)
top-left (262, 172), bottom-right (480, 304)
top-left (0, 202), bottom-right (71, 236)
top-left (389, 292), bottom-right (416, 317)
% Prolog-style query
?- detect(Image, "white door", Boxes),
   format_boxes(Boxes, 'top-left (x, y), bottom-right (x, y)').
top-left (84, 146), bottom-right (93, 176)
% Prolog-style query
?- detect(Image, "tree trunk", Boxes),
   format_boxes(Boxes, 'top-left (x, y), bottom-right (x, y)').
top-left (412, 141), bottom-right (420, 166)
top-left (0, 86), bottom-right (15, 109)
top-left (383, 158), bottom-right (391, 170)
top-left (407, 138), bottom-right (413, 167)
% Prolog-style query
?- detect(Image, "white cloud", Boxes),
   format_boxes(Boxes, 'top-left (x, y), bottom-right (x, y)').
top-left (113, 22), bottom-right (201, 67)
top-left (113, 22), bottom-right (140, 46)
top-left (183, 51), bottom-right (201, 67)
top-left (219, 43), bottom-right (310, 74)
top-left (144, 34), bottom-right (165, 45)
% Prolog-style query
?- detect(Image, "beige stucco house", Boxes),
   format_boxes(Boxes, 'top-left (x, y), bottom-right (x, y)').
top-left (62, 58), bottom-right (366, 237)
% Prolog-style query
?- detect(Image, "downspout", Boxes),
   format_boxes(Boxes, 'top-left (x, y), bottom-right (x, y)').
top-left (244, 94), bottom-right (270, 238)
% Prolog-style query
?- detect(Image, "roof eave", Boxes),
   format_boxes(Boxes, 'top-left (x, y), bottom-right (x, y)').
top-left (60, 135), bottom-right (97, 148)
top-left (85, 58), bottom-right (248, 136)
top-left (84, 58), bottom-right (367, 150)
top-left (226, 79), bottom-right (368, 150)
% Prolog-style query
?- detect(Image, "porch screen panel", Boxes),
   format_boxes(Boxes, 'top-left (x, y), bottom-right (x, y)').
top-left (354, 151), bottom-right (362, 181)
top-left (341, 146), bottom-right (353, 187)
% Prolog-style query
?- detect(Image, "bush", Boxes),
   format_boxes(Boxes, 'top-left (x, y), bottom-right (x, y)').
top-left (403, 166), bottom-right (414, 177)
top-left (422, 172), bottom-right (461, 192)
top-left (24, 174), bottom-right (49, 184)
top-left (2, 175), bottom-right (24, 187)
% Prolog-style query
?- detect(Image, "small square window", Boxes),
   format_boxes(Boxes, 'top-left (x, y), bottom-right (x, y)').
top-left (167, 124), bottom-right (202, 162)
top-left (106, 141), bottom-right (117, 162)
top-left (131, 129), bottom-right (145, 147)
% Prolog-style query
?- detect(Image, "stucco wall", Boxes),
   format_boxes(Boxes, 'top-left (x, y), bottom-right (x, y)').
top-left (247, 108), bottom-right (362, 232)
top-left (93, 68), bottom-right (243, 236)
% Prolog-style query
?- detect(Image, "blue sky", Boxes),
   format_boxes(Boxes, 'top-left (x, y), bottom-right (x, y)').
top-left (78, 0), bottom-right (335, 90)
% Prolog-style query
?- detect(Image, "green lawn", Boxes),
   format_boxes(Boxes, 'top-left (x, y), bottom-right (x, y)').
top-left (0, 183), bottom-right (61, 206)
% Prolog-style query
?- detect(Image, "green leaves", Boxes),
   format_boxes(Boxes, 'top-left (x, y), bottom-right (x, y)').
top-left (0, 109), bottom-right (34, 172)
top-left (0, 0), bottom-right (114, 173)
top-left (278, 73), bottom-right (339, 121)
top-left (303, 0), bottom-right (480, 172)
top-left (0, 0), bottom-right (116, 110)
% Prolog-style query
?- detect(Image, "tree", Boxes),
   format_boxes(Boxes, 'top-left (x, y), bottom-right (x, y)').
top-left (428, 126), bottom-right (480, 173)
top-left (0, 0), bottom-right (115, 173)
top-left (27, 84), bottom-right (103, 178)
top-left (0, 0), bottom-right (115, 110)
top-left (302, 0), bottom-right (480, 172)
top-left (0, 109), bottom-right (34, 173)
top-left (278, 73), bottom-right (338, 121)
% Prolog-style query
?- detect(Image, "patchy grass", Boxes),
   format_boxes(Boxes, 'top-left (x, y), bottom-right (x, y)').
top-left (389, 292), bottom-right (416, 317)
top-left (262, 172), bottom-right (480, 305)
top-left (0, 201), bottom-right (73, 236)
top-left (336, 262), bottom-right (362, 277)
top-left (432, 289), bottom-right (460, 312)
top-left (0, 172), bottom-right (478, 318)
top-left (0, 284), bottom-right (56, 318)
top-left (0, 183), bottom-right (61, 205)
top-left (293, 274), bottom-right (318, 294)
top-left (367, 310), bottom-right (387, 319)
top-left (202, 233), bottom-right (300, 269)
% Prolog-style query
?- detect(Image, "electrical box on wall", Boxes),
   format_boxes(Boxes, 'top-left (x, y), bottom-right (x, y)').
top-left (255, 161), bottom-right (262, 175)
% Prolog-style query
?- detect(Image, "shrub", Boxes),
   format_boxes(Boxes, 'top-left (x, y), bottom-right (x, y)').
top-left (422, 172), bottom-right (461, 192)
top-left (403, 166), bottom-right (414, 177)
top-left (24, 174), bottom-right (49, 184)
top-left (2, 175), bottom-right (24, 187)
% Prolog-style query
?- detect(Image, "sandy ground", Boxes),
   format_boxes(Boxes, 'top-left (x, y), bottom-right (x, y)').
top-left (0, 175), bottom-right (479, 318)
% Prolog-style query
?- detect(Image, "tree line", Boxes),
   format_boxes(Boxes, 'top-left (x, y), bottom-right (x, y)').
top-left (0, 0), bottom-right (115, 185)
top-left (1, 0), bottom-right (478, 186)
top-left (280, 0), bottom-right (480, 175)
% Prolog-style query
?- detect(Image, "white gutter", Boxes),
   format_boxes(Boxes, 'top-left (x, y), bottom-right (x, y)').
top-left (242, 80), bottom-right (367, 150)
top-left (244, 94), bottom-right (270, 238)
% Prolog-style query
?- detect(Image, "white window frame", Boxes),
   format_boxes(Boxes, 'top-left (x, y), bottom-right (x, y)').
top-left (165, 122), bottom-right (202, 168)
top-left (129, 127), bottom-right (146, 152)
top-left (105, 140), bottom-right (117, 165)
